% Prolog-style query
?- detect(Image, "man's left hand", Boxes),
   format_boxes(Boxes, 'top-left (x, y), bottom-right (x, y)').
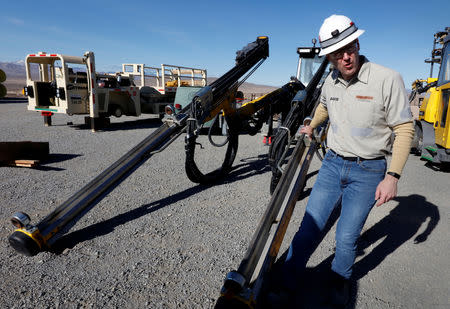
top-left (375, 174), bottom-right (398, 206)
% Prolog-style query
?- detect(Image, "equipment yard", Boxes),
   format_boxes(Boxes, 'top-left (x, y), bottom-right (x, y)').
top-left (0, 101), bottom-right (448, 308)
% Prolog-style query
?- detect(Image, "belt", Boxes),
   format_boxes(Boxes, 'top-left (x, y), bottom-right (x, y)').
top-left (330, 149), bottom-right (385, 162)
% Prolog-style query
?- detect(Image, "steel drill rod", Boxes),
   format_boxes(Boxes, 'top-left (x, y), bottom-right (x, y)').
top-left (42, 121), bottom-right (184, 239)
top-left (237, 136), bottom-right (308, 280)
top-left (217, 138), bottom-right (317, 308)
top-left (251, 141), bottom-right (318, 302)
top-left (10, 115), bottom-right (188, 254)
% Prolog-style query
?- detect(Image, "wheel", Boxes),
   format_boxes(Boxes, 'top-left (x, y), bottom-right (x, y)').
top-left (111, 106), bottom-right (122, 118)
top-left (0, 84), bottom-right (6, 98)
top-left (411, 123), bottom-right (423, 155)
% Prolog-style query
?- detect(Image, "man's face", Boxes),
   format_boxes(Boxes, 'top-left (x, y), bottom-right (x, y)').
top-left (327, 40), bottom-right (360, 81)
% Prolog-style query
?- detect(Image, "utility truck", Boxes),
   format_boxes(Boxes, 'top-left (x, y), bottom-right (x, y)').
top-left (23, 51), bottom-right (207, 131)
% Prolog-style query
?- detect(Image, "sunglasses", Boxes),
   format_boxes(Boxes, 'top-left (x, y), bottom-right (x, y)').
top-left (330, 42), bottom-right (358, 59)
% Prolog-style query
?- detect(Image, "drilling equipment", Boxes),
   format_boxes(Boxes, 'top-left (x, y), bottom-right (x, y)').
top-left (215, 47), bottom-right (330, 308)
top-left (8, 36), bottom-right (272, 256)
top-left (411, 27), bottom-right (450, 165)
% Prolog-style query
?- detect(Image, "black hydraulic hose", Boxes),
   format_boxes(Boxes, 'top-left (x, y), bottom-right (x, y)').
top-left (185, 116), bottom-right (239, 184)
top-left (268, 58), bottom-right (329, 193)
top-left (208, 113), bottom-right (229, 147)
top-left (185, 37), bottom-right (269, 184)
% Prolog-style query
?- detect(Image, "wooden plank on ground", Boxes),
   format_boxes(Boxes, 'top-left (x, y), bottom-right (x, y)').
top-left (3, 160), bottom-right (40, 168)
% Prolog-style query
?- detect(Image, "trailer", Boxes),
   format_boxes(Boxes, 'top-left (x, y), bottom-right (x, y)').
top-left (23, 51), bottom-right (206, 131)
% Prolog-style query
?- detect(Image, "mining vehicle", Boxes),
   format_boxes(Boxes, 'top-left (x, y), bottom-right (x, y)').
top-left (411, 27), bottom-right (450, 164)
top-left (0, 69), bottom-right (6, 97)
top-left (23, 51), bottom-right (206, 130)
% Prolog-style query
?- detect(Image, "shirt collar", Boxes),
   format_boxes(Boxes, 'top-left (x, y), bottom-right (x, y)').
top-left (332, 55), bottom-right (370, 85)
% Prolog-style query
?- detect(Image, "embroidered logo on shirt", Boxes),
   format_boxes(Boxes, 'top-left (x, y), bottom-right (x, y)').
top-left (330, 97), bottom-right (339, 101)
top-left (356, 95), bottom-right (374, 101)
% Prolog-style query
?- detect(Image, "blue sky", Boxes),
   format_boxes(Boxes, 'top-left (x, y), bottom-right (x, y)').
top-left (1, 0), bottom-right (448, 88)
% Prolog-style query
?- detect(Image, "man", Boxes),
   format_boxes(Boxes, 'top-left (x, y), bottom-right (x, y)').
top-left (280, 14), bottom-right (415, 306)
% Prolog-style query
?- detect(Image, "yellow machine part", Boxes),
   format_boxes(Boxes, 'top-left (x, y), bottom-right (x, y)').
top-left (14, 228), bottom-right (45, 248)
top-left (237, 88), bottom-right (284, 117)
top-left (434, 83), bottom-right (450, 149)
top-left (165, 80), bottom-right (190, 87)
top-left (419, 86), bottom-right (440, 123)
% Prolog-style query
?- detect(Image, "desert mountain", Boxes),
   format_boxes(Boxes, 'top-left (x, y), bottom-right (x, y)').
top-left (0, 61), bottom-right (278, 97)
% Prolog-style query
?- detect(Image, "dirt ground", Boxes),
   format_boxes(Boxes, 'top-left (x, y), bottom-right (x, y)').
top-left (0, 102), bottom-right (448, 308)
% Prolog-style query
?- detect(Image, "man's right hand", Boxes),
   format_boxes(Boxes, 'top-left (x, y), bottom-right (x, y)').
top-left (300, 125), bottom-right (313, 139)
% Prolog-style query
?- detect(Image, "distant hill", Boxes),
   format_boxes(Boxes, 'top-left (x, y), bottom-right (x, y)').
top-left (0, 61), bottom-right (27, 79)
top-left (0, 61), bottom-right (278, 97)
top-left (0, 61), bottom-right (29, 95)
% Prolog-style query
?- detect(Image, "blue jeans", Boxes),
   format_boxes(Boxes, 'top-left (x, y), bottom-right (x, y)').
top-left (283, 149), bottom-right (386, 287)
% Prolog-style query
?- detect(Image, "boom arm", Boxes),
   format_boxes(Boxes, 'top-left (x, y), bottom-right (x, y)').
top-left (190, 36), bottom-right (269, 124)
top-left (185, 36), bottom-right (270, 184)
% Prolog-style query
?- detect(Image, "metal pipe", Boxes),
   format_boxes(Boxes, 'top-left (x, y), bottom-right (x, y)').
top-left (236, 136), bottom-right (307, 280)
top-left (217, 138), bottom-right (317, 308)
top-left (8, 114), bottom-right (188, 256)
top-left (252, 141), bottom-right (318, 301)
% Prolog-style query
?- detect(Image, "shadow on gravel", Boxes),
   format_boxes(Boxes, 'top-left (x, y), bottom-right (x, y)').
top-left (25, 153), bottom-right (83, 171)
top-left (224, 154), bottom-right (271, 183)
top-left (266, 194), bottom-right (439, 308)
top-left (70, 118), bottom-right (162, 131)
top-left (424, 161), bottom-right (450, 173)
top-left (50, 153), bottom-right (274, 254)
top-left (353, 194), bottom-right (440, 279)
top-left (43, 153), bottom-right (82, 164)
top-left (50, 184), bottom-right (208, 254)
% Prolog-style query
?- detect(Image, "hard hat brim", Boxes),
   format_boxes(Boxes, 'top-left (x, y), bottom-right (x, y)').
top-left (319, 29), bottom-right (365, 56)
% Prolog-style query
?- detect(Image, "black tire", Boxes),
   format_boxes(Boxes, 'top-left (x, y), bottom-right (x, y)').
top-left (113, 106), bottom-right (123, 118)
top-left (109, 105), bottom-right (123, 118)
top-left (411, 123), bottom-right (423, 155)
top-left (270, 171), bottom-right (281, 195)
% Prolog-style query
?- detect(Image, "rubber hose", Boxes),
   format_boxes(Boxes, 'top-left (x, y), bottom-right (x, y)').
top-left (185, 116), bottom-right (239, 184)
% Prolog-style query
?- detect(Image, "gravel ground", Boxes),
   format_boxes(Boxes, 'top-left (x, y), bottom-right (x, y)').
top-left (0, 103), bottom-right (449, 309)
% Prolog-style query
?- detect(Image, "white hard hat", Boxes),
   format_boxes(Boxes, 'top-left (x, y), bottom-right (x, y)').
top-left (318, 15), bottom-right (365, 56)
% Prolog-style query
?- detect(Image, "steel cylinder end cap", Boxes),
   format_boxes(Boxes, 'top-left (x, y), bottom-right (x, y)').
top-left (223, 271), bottom-right (246, 295)
top-left (11, 212), bottom-right (31, 229)
top-left (8, 230), bottom-right (41, 256)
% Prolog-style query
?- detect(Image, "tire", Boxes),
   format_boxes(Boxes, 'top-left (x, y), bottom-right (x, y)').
top-left (411, 123), bottom-right (423, 155)
top-left (0, 84), bottom-right (6, 98)
top-left (111, 106), bottom-right (122, 118)
top-left (0, 69), bottom-right (6, 83)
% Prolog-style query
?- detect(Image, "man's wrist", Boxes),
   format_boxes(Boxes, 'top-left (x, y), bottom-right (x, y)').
top-left (387, 171), bottom-right (401, 179)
